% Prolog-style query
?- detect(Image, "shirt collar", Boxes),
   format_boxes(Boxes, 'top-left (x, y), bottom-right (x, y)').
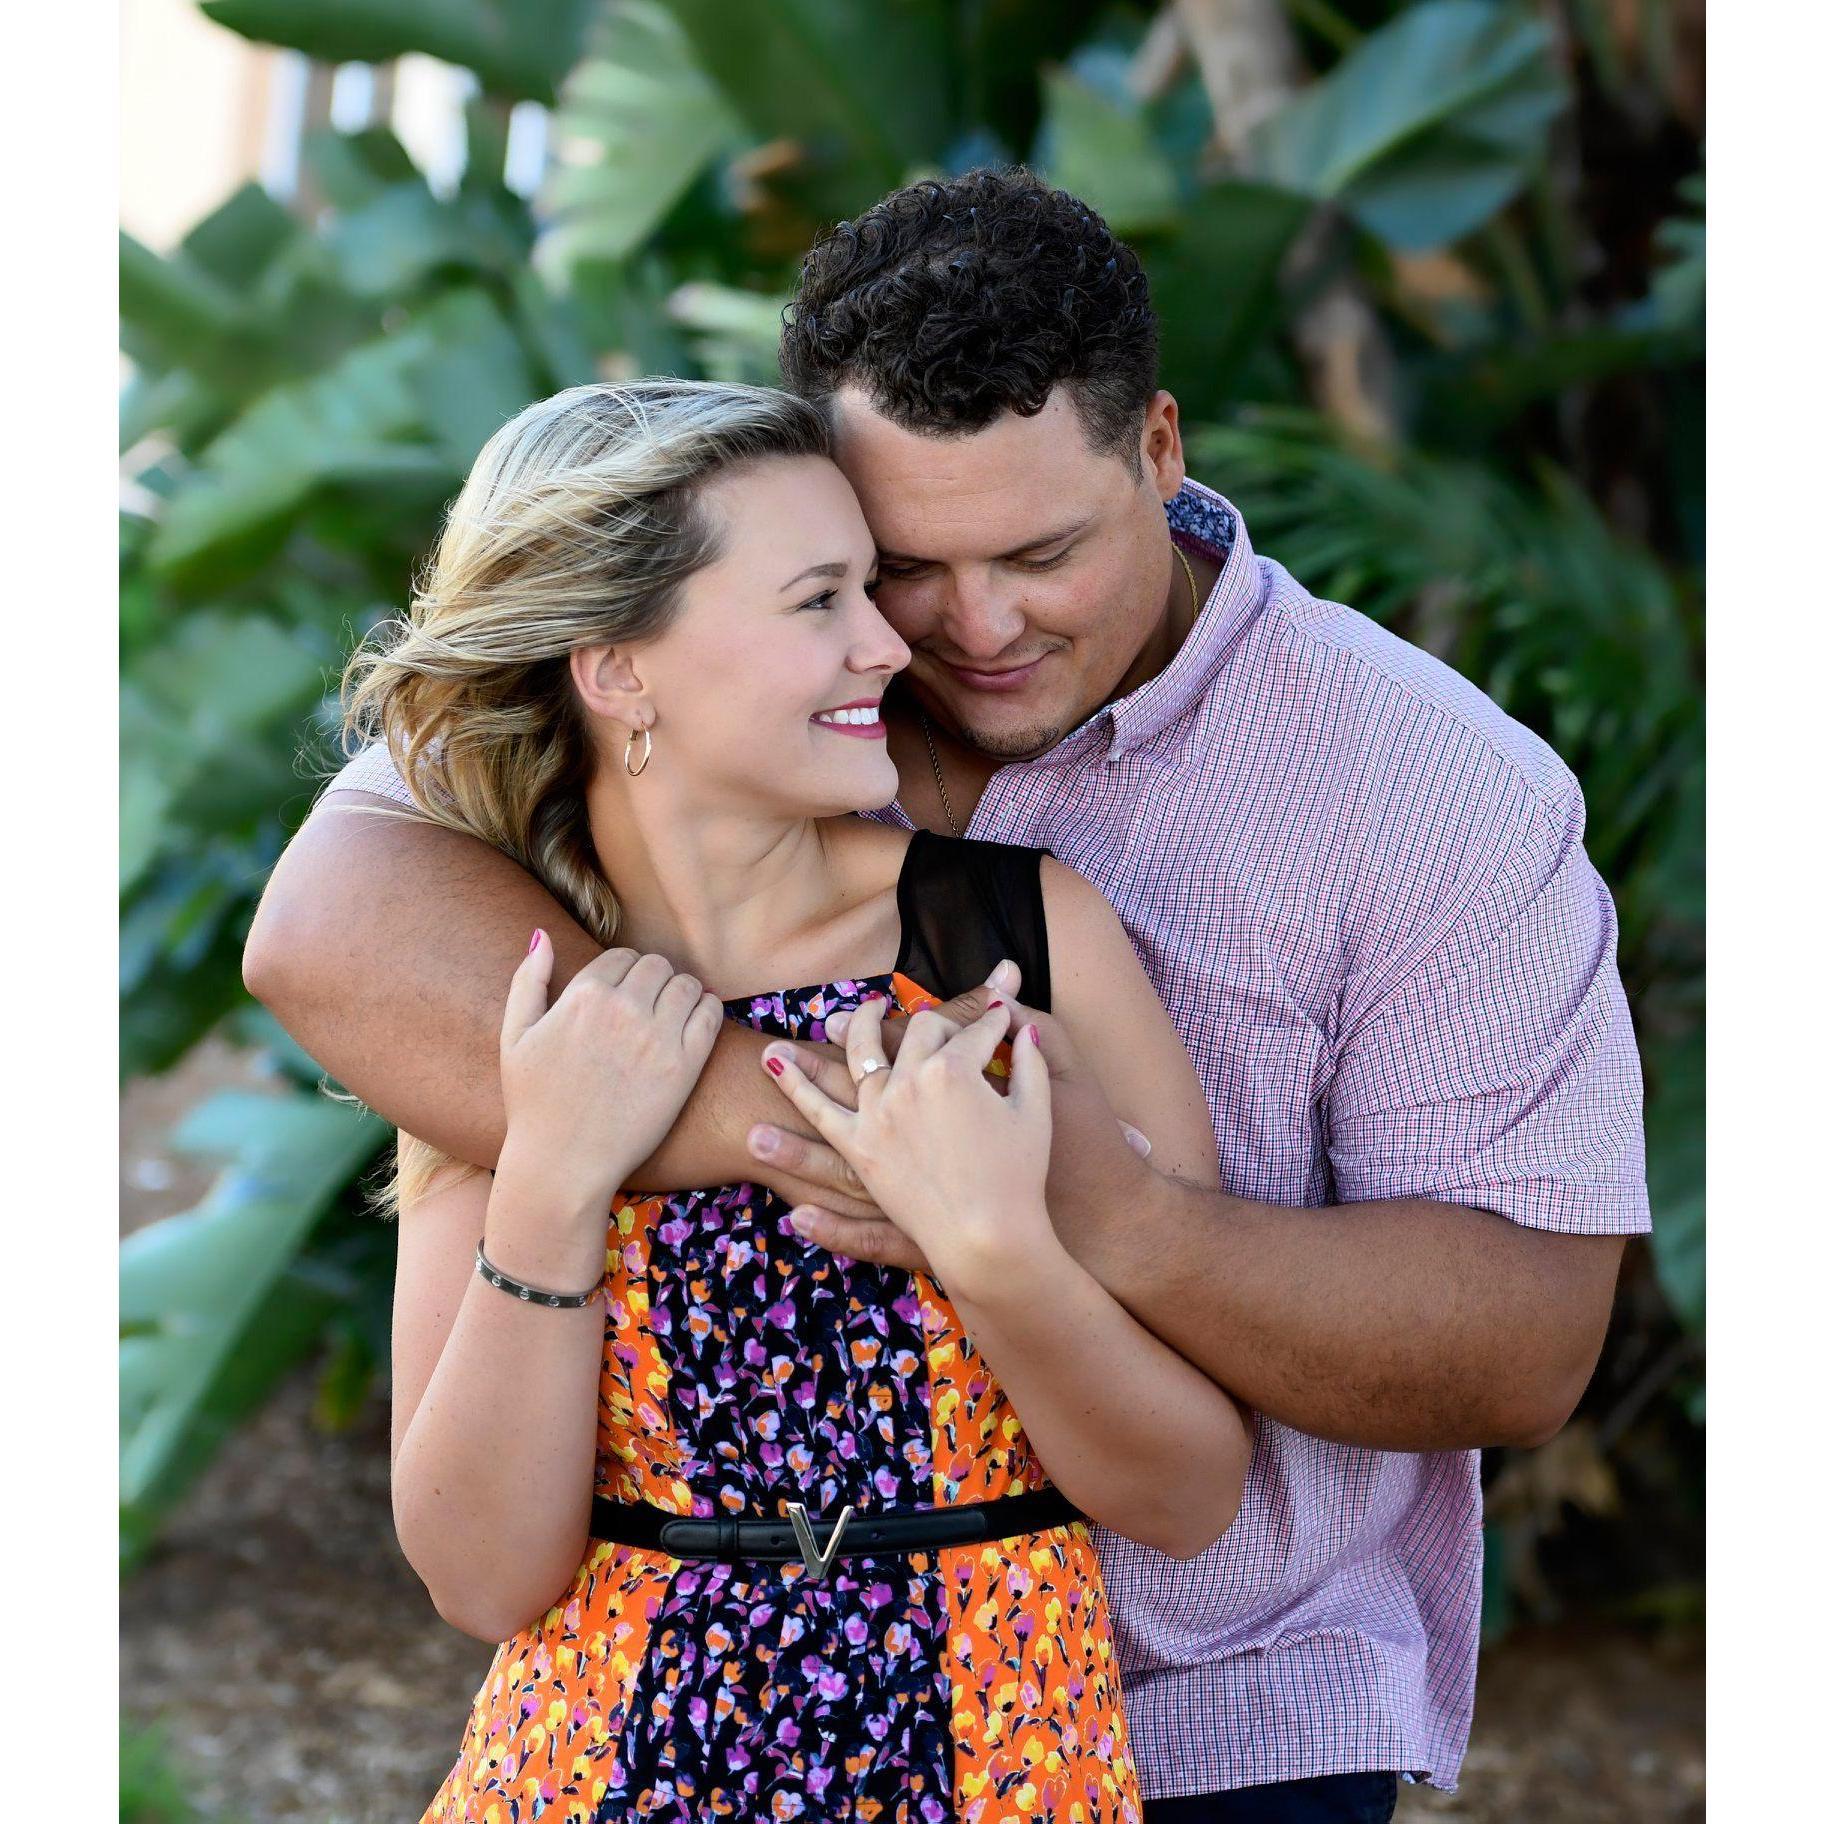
top-left (1031, 477), bottom-right (1266, 767)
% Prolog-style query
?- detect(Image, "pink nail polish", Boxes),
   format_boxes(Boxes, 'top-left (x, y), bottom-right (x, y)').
top-left (1026, 1024), bottom-right (1041, 1048)
top-left (527, 929), bottom-right (542, 954)
top-left (764, 1057), bottom-right (785, 1078)
top-left (987, 999), bottom-right (1003, 1010)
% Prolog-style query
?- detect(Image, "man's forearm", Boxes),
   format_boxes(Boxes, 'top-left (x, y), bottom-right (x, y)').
top-left (243, 795), bottom-right (763, 1190)
top-left (1052, 1167), bottom-right (1624, 1453)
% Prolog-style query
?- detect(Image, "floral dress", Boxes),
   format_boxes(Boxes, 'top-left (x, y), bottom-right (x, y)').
top-left (418, 964), bottom-right (1144, 1824)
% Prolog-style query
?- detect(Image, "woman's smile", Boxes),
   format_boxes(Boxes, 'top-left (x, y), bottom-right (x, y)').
top-left (810, 697), bottom-right (887, 739)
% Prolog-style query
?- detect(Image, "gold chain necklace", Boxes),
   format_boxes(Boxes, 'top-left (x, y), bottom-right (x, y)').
top-left (919, 709), bottom-right (961, 837)
top-left (919, 544), bottom-right (1198, 838)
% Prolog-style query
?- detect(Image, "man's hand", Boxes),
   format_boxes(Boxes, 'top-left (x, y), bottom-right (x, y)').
top-left (768, 963), bottom-right (1157, 1274)
top-left (740, 1033), bottom-right (882, 1221)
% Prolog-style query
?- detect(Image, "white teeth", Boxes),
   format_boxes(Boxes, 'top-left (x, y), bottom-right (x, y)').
top-left (815, 706), bottom-right (880, 726)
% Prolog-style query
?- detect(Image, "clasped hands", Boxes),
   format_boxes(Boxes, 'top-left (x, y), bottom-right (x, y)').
top-left (744, 960), bottom-right (1152, 1278)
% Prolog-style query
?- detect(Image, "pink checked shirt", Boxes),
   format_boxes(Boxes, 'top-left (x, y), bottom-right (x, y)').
top-left (330, 480), bottom-right (1651, 1798)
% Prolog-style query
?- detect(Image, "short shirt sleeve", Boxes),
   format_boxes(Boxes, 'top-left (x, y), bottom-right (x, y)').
top-left (322, 740), bottom-right (417, 807)
top-left (1325, 782), bottom-right (1652, 1235)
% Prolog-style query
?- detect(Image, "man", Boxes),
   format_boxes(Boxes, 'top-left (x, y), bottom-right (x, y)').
top-left (245, 168), bottom-right (1649, 1820)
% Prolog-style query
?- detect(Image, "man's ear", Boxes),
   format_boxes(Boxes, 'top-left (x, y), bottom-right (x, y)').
top-left (1140, 390), bottom-right (1185, 502)
top-left (570, 643), bottom-right (648, 731)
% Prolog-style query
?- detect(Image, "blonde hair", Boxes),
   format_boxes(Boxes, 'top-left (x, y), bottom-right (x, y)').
top-left (338, 378), bottom-right (833, 1213)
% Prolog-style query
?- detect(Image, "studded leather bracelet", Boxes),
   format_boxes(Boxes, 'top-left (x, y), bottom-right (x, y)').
top-left (473, 1240), bottom-right (606, 1309)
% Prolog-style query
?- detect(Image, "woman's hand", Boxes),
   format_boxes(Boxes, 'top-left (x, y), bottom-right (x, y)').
top-left (498, 929), bottom-right (723, 1221)
top-left (763, 998), bottom-right (1056, 1295)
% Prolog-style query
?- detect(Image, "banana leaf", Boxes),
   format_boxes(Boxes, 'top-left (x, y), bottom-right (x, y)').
top-left (144, 325), bottom-right (445, 591)
top-left (201, 0), bottom-right (594, 105)
top-left (121, 1089), bottom-right (388, 1569)
top-left (1034, 63), bottom-right (1180, 236)
top-left (538, 0), bottom-right (741, 270)
top-left (1253, 0), bottom-right (1568, 249)
top-left (661, 0), bottom-right (952, 207)
top-left (1147, 182), bottom-right (1315, 420)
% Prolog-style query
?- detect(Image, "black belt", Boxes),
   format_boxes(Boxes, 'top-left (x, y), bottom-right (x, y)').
top-left (589, 1486), bottom-right (1083, 1569)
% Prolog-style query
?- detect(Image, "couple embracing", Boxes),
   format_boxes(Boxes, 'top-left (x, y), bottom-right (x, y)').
top-left (248, 167), bottom-right (1650, 1824)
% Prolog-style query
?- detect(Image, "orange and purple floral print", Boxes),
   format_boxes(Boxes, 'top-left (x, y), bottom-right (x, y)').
top-left (419, 972), bottom-right (1142, 1823)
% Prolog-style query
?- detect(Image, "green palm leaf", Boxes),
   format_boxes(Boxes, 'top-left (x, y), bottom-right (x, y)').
top-left (539, 0), bottom-right (742, 271)
top-left (1253, 0), bottom-right (1568, 248)
top-left (201, 0), bottom-right (595, 104)
top-left (121, 1091), bottom-right (388, 1569)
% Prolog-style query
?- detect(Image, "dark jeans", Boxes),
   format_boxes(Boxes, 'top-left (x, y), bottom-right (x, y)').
top-left (1145, 1771), bottom-right (1401, 1823)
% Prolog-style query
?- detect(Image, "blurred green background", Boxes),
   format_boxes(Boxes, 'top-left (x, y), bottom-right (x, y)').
top-left (120, 1), bottom-right (1702, 1815)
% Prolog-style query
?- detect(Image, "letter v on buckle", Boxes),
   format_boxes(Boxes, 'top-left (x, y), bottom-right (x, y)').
top-left (784, 1500), bottom-right (855, 1582)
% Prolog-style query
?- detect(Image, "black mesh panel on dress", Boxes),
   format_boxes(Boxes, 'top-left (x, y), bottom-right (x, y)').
top-left (892, 831), bottom-right (1053, 1012)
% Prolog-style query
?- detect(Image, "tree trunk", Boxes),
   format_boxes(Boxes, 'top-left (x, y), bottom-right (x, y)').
top-left (1172, 0), bottom-right (1303, 162)
top-left (1127, 8), bottom-right (1188, 106)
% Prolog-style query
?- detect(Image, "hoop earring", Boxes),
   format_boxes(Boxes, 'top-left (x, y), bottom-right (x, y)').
top-left (624, 726), bottom-right (653, 777)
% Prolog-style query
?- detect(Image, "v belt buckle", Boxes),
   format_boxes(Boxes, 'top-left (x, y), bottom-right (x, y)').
top-left (783, 1500), bottom-right (856, 1581)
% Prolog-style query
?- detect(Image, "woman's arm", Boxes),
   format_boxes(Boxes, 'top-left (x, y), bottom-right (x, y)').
top-left (390, 1160), bottom-right (607, 1641)
top-left (945, 1229), bottom-right (1250, 1560)
top-left (1038, 854), bottom-right (1221, 1188)
top-left (390, 932), bottom-right (722, 1641)
top-left (960, 865), bottom-right (1245, 1558)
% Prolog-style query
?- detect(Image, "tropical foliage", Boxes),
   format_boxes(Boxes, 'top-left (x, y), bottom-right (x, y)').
top-left (121, 0), bottom-right (1703, 1611)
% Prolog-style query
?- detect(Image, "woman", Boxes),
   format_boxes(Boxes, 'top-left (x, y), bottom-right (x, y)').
top-left (346, 379), bottom-right (1251, 1823)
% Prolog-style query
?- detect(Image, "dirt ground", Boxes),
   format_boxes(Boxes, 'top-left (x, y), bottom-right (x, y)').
top-left (120, 1367), bottom-right (1703, 1824)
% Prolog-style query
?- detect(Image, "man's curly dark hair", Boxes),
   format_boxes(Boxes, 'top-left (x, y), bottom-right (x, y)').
top-left (778, 167), bottom-right (1159, 461)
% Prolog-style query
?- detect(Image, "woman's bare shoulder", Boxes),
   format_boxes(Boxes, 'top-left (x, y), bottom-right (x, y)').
top-left (1037, 853), bottom-right (1132, 963)
top-left (821, 814), bottom-right (917, 897)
